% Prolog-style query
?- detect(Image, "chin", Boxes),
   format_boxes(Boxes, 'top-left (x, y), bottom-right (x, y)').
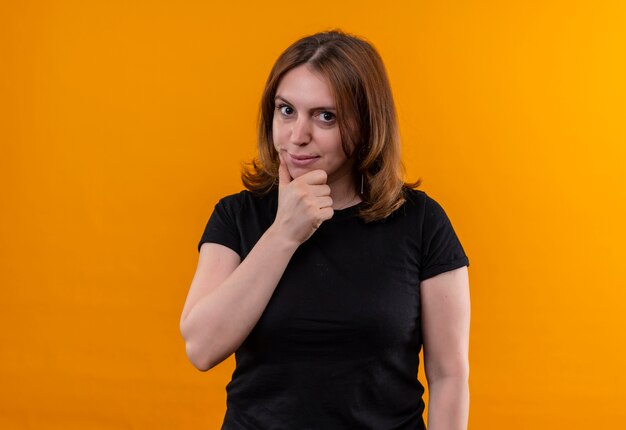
top-left (288, 166), bottom-right (315, 179)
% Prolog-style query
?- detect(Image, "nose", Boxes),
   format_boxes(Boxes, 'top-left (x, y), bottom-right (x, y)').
top-left (289, 116), bottom-right (312, 145)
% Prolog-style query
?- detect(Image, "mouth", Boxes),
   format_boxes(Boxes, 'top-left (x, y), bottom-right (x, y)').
top-left (289, 153), bottom-right (319, 160)
top-left (288, 153), bottom-right (320, 167)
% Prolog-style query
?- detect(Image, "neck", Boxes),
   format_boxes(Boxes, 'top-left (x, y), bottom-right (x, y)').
top-left (328, 169), bottom-right (362, 210)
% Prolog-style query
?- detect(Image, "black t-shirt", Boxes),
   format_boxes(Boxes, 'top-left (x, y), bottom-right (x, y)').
top-left (198, 186), bottom-right (469, 430)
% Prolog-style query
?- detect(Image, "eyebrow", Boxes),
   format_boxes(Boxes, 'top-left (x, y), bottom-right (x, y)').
top-left (274, 95), bottom-right (336, 112)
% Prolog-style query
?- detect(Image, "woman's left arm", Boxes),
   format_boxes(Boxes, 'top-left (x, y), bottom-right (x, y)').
top-left (421, 265), bottom-right (471, 430)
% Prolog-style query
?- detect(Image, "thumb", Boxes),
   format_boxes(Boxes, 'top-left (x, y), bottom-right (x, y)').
top-left (278, 151), bottom-right (292, 185)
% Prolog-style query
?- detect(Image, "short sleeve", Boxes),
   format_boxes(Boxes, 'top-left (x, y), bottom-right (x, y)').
top-left (197, 195), bottom-right (242, 255)
top-left (419, 193), bottom-right (470, 281)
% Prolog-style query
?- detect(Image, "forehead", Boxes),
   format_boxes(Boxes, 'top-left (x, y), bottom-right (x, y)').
top-left (275, 65), bottom-right (335, 107)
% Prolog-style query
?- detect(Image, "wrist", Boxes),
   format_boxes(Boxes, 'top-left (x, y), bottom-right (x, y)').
top-left (265, 223), bottom-right (301, 252)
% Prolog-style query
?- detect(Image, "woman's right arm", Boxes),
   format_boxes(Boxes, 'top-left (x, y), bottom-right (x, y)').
top-left (180, 154), bottom-right (333, 371)
top-left (180, 227), bottom-right (299, 371)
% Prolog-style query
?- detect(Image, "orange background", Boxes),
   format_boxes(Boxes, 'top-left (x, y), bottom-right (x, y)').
top-left (2, 1), bottom-right (625, 429)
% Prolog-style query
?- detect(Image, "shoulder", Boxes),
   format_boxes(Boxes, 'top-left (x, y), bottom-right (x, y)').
top-left (217, 188), bottom-right (276, 208)
top-left (399, 186), bottom-right (441, 215)
top-left (401, 187), bottom-right (448, 215)
top-left (402, 186), bottom-right (442, 204)
top-left (401, 187), bottom-right (427, 206)
top-left (396, 187), bottom-right (459, 233)
top-left (214, 187), bottom-right (278, 222)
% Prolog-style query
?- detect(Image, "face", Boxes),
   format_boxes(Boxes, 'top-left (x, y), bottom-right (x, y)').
top-left (272, 64), bottom-right (355, 186)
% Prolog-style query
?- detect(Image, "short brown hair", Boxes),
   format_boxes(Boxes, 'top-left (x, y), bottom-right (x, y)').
top-left (241, 29), bottom-right (421, 222)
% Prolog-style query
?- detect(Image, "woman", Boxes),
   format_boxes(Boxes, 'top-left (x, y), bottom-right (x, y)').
top-left (180, 29), bottom-right (471, 430)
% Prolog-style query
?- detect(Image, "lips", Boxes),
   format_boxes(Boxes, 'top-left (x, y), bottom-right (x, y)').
top-left (289, 153), bottom-right (318, 160)
top-left (288, 153), bottom-right (320, 167)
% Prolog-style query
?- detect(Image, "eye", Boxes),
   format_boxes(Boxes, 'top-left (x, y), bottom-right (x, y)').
top-left (276, 104), bottom-right (294, 117)
top-left (318, 111), bottom-right (336, 124)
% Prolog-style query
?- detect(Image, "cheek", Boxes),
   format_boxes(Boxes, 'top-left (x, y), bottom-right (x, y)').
top-left (326, 131), bottom-right (345, 156)
top-left (271, 118), bottom-right (281, 149)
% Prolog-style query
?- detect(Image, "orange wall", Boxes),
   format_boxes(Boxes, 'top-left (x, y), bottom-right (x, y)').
top-left (2, 1), bottom-right (625, 428)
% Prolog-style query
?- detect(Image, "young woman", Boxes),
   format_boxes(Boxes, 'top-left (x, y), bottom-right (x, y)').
top-left (180, 29), bottom-right (471, 430)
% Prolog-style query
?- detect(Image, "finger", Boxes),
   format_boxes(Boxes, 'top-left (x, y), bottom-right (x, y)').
top-left (312, 207), bottom-right (334, 230)
top-left (278, 151), bottom-right (292, 185)
top-left (309, 184), bottom-right (332, 197)
top-left (319, 207), bottom-right (334, 222)
top-left (316, 196), bottom-right (333, 209)
top-left (301, 169), bottom-right (328, 185)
